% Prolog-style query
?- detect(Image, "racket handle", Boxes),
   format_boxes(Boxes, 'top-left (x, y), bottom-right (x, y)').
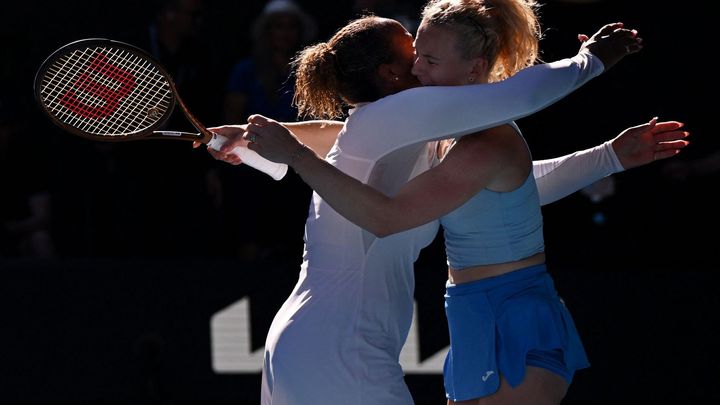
top-left (207, 133), bottom-right (288, 181)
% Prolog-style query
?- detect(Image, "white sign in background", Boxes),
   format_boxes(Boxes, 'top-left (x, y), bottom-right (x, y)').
top-left (211, 297), bottom-right (447, 373)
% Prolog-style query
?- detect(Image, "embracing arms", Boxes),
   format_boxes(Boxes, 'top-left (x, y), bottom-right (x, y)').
top-left (208, 22), bottom-right (641, 163)
top-left (203, 23), bottom-right (673, 236)
top-left (235, 116), bottom-right (687, 237)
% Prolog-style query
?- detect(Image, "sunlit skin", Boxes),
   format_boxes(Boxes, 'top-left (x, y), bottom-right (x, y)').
top-left (412, 23), bottom-right (487, 86)
top-left (384, 21), bottom-right (421, 93)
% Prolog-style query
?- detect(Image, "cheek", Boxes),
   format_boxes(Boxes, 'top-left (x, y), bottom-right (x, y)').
top-left (435, 67), bottom-right (466, 86)
top-left (419, 74), bottom-right (436, 86)
top-left (425, 69), bottom-right (451, 86)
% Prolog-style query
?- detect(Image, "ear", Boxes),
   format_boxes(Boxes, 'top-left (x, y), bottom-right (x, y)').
top-left (469, 57), bottom-right (489, 80)
top-left (377, 63), bottom-right (400, 84)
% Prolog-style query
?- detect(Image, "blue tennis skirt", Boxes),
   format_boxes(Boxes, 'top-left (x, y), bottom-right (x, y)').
top-left (443, 264), bottom-right (589, 401)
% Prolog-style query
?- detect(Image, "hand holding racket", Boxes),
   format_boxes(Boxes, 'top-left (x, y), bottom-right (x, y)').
top-left (34, 38), bottom-right (288, 180)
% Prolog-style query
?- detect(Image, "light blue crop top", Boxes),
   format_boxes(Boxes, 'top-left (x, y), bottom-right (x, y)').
top-left (440, 129), bottom-right (544, 269)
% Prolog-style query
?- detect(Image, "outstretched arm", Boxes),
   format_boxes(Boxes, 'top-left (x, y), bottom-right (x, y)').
top-left (282, 120), bottom-right (343, 157)
top-left (199, 120), bottom-right (343, 162)
top-left (534, 118), bottom-right (689, 205)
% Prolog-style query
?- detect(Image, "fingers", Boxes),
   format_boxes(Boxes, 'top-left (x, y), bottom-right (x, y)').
top-left (652, 137), bottom-right (688, 162)
top-left (204, 125), bottom-right (250, 155)
top-left (243, 124), bottom-right (263, 154)
top-left (582, 22), bottom-right (643, 70)
top-left (245, 115), bottom-right (287, 140)
top-left (654, 129), bottom-right (690, 143)
top-left (648, 116), bottom-right (658, 128)
top-left (651, 117), bottom-right (689, 143)
top-left (243, 130), bottom-right (257, 144)
top-left (624, 36), bottom-right (643, 54)
top-left (207, 125), bottom-right (244, 136)
top-left (609, 28), bottom-right (643, 53)
top-left (651, 120), bottom-right (685, 133)
top-left (595, 22), bottom-right (624, 37)
top-left (207, 148), bottom-right (243, 165)
top-left (577, 33), bottom-right (589, 43)
top-left (245, 115), bottom-right (273, 146)
top-left (653, 117), bottom-right (690, 163)
top-left (629, 116), bottom-right (657, 133)
top-left (654, 125), bottom-right (690, 162)
top-left (657, 139), bottom-right (690, 151)
top-left (654, 148), bottom-right (684, 161)
top-left (608, 28), bottom-right (637, 40)
top-left (246, 121), bottom-right (262, 134)
top-left (247, 114), bottom-right (272, 126)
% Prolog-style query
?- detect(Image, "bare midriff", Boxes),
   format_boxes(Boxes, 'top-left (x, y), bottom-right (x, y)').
top-left (448, 252), bottom-right (546, 285)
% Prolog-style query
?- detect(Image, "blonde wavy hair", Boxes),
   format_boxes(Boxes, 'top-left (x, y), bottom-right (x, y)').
top-left (421, 0), bottom-right (542, 83)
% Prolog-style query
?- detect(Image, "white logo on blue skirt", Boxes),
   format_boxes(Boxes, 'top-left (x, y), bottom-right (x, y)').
top-left (481, 371), bottom-right (495, 382)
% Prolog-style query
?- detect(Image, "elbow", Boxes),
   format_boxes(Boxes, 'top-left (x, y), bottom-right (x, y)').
top-left (364, 221), bottom-right (393, 238)
top-left (355, 200), bottom-right (410, 237)
top-left (365, 215), bottom-right (405, 238)
top-left (371, 227), bottom-right (393, 238)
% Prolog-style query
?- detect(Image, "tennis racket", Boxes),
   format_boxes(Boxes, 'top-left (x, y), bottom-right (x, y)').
top-left (34, 38), bottom-right (288, 180)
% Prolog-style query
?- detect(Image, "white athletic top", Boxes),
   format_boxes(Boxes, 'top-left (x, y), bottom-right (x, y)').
top-left (261, 50), bottom-right (604, 405)
top-left (533, 140), bottom-right (624, 205)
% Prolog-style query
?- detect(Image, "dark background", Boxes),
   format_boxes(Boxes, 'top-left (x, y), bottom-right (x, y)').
top-left (1, 0), bottom-right (716, 403)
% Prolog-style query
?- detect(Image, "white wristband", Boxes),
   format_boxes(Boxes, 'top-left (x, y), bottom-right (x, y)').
top-left (207, 133), bottom-right (288, 180)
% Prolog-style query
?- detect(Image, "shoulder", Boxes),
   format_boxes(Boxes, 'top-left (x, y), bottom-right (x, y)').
top-left (454, 124), bottom-right (521, 155)
top-left (443, 124), bottom-right (528, 182)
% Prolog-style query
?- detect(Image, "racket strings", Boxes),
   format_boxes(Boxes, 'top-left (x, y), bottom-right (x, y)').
top-left (40, 45), bottom-right (174, 137)
top-left (92, 48), bottom-right (169, 135)
top-left (43, 48), bottom-right (132, 130)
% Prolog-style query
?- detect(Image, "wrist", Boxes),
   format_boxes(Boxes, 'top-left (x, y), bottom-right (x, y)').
top-left (604, 140), bottom-right (625, 172)
top-left (289, 143), bottom-right (309, 167)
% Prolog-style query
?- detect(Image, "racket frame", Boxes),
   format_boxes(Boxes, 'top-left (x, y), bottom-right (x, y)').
top-left (34, 38), bottom-right (213, 144)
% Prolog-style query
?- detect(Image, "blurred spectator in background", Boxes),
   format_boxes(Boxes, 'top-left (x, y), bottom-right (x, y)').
top-left (90, 0), bottom-right (225, 258)
top-left (215, 0), bottom-right (318, 263)
top-left (224, 0), bottom-right (317, 123)
top-left (0, 95), bottom-right (56, 259)
top-left (142, 0), bottom-right (218, 124)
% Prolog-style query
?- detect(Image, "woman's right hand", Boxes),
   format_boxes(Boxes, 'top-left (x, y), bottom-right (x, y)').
top-left (578, 22), bottom-right (643, 71)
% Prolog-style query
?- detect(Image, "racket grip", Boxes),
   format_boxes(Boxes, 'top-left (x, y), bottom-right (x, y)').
top-left (207, 133), bottom-right (288, 181)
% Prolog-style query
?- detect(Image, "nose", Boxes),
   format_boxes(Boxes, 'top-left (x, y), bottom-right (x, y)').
top-left (411, 57), bottom-right (423, 77)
